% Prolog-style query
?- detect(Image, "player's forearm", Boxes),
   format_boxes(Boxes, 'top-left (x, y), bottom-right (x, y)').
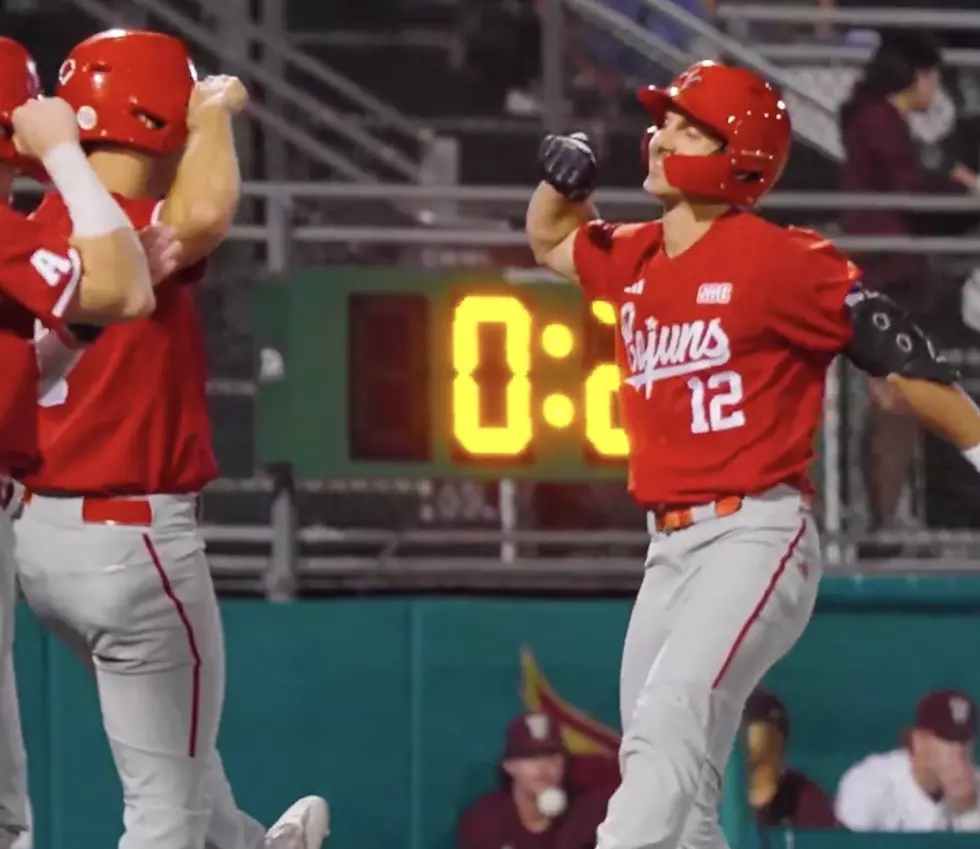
top-left (70, 230), bottom-right (155, 323)
top-left (887, 375), bottom-right (980, 459)
top-left (159, 109), bottom-right (240, 270)
top-left (526, 182), bottom-right (595, 263)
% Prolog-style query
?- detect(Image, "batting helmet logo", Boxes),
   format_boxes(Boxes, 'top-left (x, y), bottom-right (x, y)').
top-left (58, 58), bottom-right (76, 86)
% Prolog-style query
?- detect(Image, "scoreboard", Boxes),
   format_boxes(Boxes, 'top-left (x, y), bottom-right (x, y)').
top-left (253, 268), bottom-right (628, 480)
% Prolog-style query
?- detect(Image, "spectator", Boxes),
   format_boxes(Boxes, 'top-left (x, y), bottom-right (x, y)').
top-left (743, 688), bottom-right (838, 828)
top-left (838, 32), bottom-right (979, 553)
top-left (459, 712), bottom-right (570, 849)
top-left (554, 755), bottom-right (619, 849)
top-left (835, 689), bottom-right (980, 830)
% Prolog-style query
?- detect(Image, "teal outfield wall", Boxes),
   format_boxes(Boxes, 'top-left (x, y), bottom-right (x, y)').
top-left (14, 577), bottom-right (980, 849)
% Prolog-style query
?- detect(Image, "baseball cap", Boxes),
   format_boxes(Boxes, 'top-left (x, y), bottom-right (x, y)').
top-left (503, 712), bottom-right (565, 760)
top-left (915, 689), bottom-right (977, 742)
top-left (744, 688), bottom-right (790, 738)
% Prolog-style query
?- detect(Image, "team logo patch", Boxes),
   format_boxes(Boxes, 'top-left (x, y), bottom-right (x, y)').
top-left (696, 282), bottom-right (732, 305)
top-left (526, 713), bottom-right (550, 740)
top-left (950, 695), bottom-right (972, 725)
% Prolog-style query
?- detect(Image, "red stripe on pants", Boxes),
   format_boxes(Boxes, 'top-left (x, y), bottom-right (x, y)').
top-left (142, 533), bottom-right (202, 757)
top-left (711, 519), bottom-right (807, 690)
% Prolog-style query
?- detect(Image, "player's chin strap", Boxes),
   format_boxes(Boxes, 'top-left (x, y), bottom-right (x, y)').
top-left (844, 287), bottom-right (980, 473)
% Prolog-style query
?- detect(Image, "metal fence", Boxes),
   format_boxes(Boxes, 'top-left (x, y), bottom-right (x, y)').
top-left (93, 181), bottom-right (976, 594)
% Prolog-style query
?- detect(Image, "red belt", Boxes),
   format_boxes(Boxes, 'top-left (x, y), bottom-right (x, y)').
top-left (652, 495), bottom-right (744, 534)
top-left (21, 491), bottom-right (152, 525)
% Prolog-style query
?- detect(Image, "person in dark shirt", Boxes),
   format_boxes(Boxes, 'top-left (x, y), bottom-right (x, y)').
top-left (839, 32), bottom-right (980, 551)
top-left (744, 688), bottom-right (838, 828)
top-left (459, 712), bottom-right (571, 849)
top-left (554, 755), bottom-right (620, 849)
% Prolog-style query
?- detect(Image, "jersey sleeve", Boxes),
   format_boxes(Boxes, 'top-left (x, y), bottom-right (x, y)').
top-left (833, 760), bottom-right (885, 831)
top-left (0, 210), bottom-right (81, 333)
top-left (769, 227), bottom-right (860, 353)
top-left (572, 220), bottom-right (657, 302)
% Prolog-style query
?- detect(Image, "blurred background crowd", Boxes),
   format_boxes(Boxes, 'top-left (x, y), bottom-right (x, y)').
top-left (8, 0), bottom-right (980, 847)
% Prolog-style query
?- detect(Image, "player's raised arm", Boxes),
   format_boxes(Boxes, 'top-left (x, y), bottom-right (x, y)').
top-left (11, 98), bottom-right (154, 324)
top-left (526, 133), bottom-right (598, 282)
top-left (843, 288), bottom-right (980, 469)
top-left (156, 75), bottom-right (246, 271)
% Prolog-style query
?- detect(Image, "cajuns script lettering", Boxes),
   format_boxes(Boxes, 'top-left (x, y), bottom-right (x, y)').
top-left (619, 301), bottom-right (732, 398)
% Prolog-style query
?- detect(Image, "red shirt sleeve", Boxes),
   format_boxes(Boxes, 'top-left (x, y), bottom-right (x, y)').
top-left (0, 207), bottom-right (81, 333)
top-left (769, 227), bottom-right (859, 353)
top-left (572, 220), bottom-right (660, 302)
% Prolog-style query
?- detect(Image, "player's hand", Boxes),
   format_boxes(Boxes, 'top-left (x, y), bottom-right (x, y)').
top-left (187, 75), bottom-right (249, 129)
top-left (538, 132), bottom-right (597, 202)
top-left (11, 97), bottom-right (80, 160)
top-left (938, 753), bottom-right (977, 814)
top-left (139, 223), bottom-right (182, 284)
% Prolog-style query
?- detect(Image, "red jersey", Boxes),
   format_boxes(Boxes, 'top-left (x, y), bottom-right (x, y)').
top-left (22, 192), bottom-right (217, 495)
top-left (573, 209), bottom-right (857, 505)
top-left (0, 203), bottom-right (82, 476)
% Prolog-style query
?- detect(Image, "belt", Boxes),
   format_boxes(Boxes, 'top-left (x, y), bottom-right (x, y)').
top-left (652, 495), bottom-right (743, 534)
top-left (21, 491), bottom-right (152, 526)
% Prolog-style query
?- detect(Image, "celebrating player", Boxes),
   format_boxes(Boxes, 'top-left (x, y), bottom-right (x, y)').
top-left (0, 35), bottom-right (175, 848)
top-left (11, 30), bottom-right (327, 849)
top-left (526, 60), bottom-right (980, 849)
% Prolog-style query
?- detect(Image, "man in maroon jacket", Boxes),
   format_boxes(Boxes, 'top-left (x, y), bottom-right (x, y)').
top-left (459, 712), bottom-right (570, 849)
top-left (744, 688), bottom-right (838, 828)
top-left (459, 712), bottom-right (617, 849)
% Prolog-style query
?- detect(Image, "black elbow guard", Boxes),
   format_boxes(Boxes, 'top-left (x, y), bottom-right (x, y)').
top-left (66, 323), bottom-right (103, 344)
top-left (844, 289), bottom-right (959, 384)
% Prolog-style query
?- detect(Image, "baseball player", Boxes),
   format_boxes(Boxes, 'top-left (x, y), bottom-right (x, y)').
top-left (10, 30), bottom-right (327, 849)
top-left (836, 689), bottom-right (980, 831)
top-left (0, 35), bottom-right (175, 849)
top-left (526, 60), bottom-right (980, 849)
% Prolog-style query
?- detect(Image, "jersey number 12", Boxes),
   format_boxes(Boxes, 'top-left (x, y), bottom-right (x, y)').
top-left (688, 370), bottom-right (745, 434)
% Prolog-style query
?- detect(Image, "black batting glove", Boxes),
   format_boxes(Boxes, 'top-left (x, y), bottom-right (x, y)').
top-left (538, 132), bottom-right (597, 202)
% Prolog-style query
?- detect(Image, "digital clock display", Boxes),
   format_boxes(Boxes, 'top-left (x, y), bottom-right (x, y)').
top-left (253, 268), bottom-right (629, 480)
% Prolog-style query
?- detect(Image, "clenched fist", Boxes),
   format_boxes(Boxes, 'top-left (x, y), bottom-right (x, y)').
top-left (12, 97), bottom-right (79, 160)
top-left (187, 75), bottom-right (249, 130)
top-left (538, 132), bottom-right (597, 202)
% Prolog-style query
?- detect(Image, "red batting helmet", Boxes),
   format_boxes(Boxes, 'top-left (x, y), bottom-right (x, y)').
top-left (0, 37), bottom-right (45, 181)
top-left (638, 61), bottom-right (791, 207)
top-left (56, 29), bottom-right (197, 156)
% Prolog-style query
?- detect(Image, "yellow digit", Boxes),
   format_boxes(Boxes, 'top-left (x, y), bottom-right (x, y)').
top-left (452, 295), bottom-right (532, 456)
top-left (584, 300), bottom-right (629, 457)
